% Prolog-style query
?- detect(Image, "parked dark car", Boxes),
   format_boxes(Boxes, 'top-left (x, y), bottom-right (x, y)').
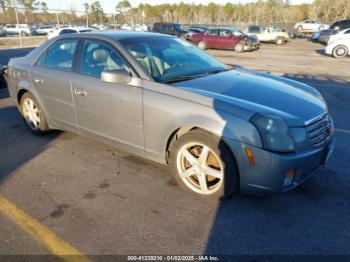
top-left (0, 65), bottom-right (7, 89)
top-left (312, 20), bottom-right (350, 44)
top-left (190, 28), bottom-right (260, 52)
top-left (330, 19), bottom-right (350, 31)
top-left (312, 29), bottom-right (338, 44)
top-left (152, 23), bottom-right (188, 39)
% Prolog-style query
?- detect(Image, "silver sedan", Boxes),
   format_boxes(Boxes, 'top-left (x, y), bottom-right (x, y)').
top-left (7, 32), bottom-right (335, 199)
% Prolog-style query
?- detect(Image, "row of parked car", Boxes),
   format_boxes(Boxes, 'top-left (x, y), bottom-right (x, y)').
top-left (151, 23), bottom-right (293, 53)
top-left (308, 19), bottom-right (350, 59)
top-left (0, 23), bottom-right (110, 37)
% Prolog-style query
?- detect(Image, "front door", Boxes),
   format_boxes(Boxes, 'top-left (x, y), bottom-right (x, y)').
top-left (71, 39), bottom-right (144, 153)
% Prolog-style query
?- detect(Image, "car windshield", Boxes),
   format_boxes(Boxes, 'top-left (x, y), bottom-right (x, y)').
top-left (120, 36), bottom-right (228, 83)
top-left (232, 29), bottom-right (243, 36)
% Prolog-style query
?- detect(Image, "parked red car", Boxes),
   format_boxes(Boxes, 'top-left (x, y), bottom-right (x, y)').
top-left (190, 28), bottom-right (260, 52)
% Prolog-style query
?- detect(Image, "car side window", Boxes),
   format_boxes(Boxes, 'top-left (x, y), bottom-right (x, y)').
top-left (248, 26), bottom-right (260, 34)
top-left (219, 30), bottom-right (231, 36)
top-left (207, 29), bottom-right (218, 35)
top-left (36, 39), bottom-right (77, 72)
top-left (80, 40), bottom-right (131, 78)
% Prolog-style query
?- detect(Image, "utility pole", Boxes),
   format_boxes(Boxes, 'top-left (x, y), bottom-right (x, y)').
top-left (56, 13), bottom-right (60, 28)
top-left (14, 6), bottom-right (22, 47)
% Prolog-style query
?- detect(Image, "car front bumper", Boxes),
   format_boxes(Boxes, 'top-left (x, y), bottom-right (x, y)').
top-left (325, 45), bottom-right (334, 55)
top-left (244, 43), bottom-right (260, 51)
top-left (224, 138), bottom-right (335, 194)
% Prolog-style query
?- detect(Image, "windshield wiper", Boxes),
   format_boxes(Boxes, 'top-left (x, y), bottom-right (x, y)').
top-left (162, 68), bottom-right (231, 84)
top-left (162, 74), bottom-right (208, 84)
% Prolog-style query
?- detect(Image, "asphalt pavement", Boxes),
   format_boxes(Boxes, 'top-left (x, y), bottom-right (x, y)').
top-left (0, 40), bottom-right (349, 259)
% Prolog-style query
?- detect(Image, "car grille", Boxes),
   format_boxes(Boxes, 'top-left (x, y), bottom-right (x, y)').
top-left (306, 114), bottom-right (333, 147)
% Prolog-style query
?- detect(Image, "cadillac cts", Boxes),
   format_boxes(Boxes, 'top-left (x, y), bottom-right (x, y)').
top-left (7, 32), bottom-right (334, 199)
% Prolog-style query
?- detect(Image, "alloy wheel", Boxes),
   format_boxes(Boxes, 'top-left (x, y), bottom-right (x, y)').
top-left (176, 142), bottom-right (224, 195)
top-left (334, 46), bottom-right (347, 58)
top-left (22, 97), bottom-right (41, 130)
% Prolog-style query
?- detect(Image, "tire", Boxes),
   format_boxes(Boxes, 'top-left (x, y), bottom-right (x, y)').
top-left (198, 41), bottom-right (207, 50)
top-left (20, 31), bottom-right (28, 36)
top-left (169, 129), bottom-right (239, 200)
top-left (276, 37), bottom-right (285, 45)
top-left (234, 43), bottom-right (244, 53)
top-left (20, 92), bottom-right (50, 134)
top-left (332, 45), bottom-right (348, 59)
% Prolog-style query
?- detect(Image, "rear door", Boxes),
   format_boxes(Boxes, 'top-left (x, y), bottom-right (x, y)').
top-left (30, 38), bottom-right (79, 131)
top-left (71, 39), bottom-right (144, 153)
top-left (204, 29), bottom-right (219, 48)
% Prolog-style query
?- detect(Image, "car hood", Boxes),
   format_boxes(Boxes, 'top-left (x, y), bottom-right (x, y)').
top-left (172, 67), bottom-right (327, 127)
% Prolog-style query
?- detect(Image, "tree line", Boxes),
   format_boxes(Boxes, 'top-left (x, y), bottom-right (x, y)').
top-left (0, 0), bottom-right (349, 26)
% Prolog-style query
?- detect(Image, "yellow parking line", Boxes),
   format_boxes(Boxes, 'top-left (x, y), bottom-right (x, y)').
top-left (0, 195), bottom-right (92, 262)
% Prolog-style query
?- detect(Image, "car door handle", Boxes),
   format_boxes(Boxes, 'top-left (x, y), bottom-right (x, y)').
top-left (33, 78), bottom-right (44, 84)
top-left (74, 89), bottom-right (88, 96)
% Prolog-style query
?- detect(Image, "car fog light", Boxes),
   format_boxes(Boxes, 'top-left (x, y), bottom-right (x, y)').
top-left (283, 169), bottom-right (296, 187)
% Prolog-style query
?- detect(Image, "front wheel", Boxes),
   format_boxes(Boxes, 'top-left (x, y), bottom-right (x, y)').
top-left (276, 38), bottom-right (285, 45)
top-left (332, 45), bottom-right (348, 59)
top-left (169, 129), bottom-right (239, 199)
top-left (234, 43), bottom-right (244, 53)
top-left (20, 92), bottom-right (50, 134)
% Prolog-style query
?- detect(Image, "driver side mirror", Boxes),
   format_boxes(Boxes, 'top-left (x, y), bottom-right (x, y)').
top-left (101, 70), bottom-right (131, 84)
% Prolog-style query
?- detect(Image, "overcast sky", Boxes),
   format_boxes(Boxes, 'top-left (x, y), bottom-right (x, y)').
top-left (43, 0), bottom-right (314, 12)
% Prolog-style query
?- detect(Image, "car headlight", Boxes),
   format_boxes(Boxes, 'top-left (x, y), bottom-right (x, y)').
top-left (251, 114), bottom-right (295, 152)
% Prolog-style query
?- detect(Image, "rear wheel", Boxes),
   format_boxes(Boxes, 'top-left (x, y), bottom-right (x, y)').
top-left (169, 129), bottom-right (239, 199)
top-left (234, 43), bottom-right (244, 53)
top-left (20, 92), bottom-right (50, 134)
top-left (198, 41), bottom-right (207, 50)
top-left (332, 45), bottom-right (348, 59)
top-left (20, 31), bottom-right (28, 36)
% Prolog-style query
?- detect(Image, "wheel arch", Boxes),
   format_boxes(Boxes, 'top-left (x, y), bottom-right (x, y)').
top-left (17, 88), bottom-right (29, 105)
top-left (165, 125), bottom-right (233, 164)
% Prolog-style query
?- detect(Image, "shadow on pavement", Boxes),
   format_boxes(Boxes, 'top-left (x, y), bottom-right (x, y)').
top-left (315, 49), bottom-right (328, 56)
top-left (0, 101), bottom-right (60, 183)
top-left (0, 87), bottom-right (9, 99)
top-left (205, 75), bottom-right (350, 255)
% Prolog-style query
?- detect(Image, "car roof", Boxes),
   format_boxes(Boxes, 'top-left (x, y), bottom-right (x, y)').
top-left (57, 31), bottom-right (172, 40)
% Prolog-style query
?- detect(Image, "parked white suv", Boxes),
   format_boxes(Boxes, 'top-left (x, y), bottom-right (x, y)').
top-left (47, 27), bottom-right (93, 39)
top-left (245, 25), bottom-right (290, 45)
top-left (294, 20), bottom-right (329, 32)
top-left (326, 28), bottom-right (350, 59)
top-left (4, 24), bottom-right (31, 36)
